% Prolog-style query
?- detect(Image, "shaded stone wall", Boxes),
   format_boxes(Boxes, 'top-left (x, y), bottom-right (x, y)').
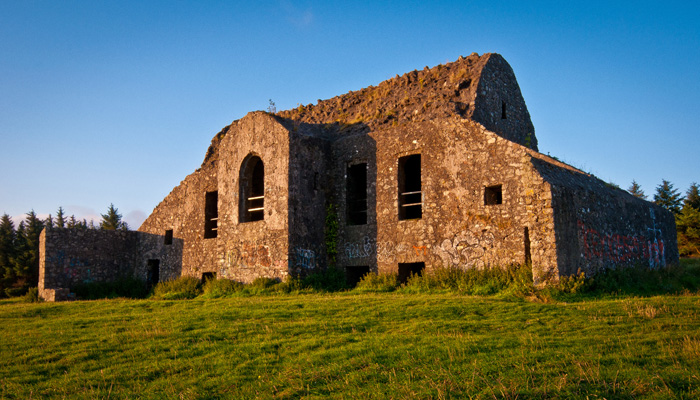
top-left (473, 54), bottom-right (537, 150)
top-left (531, 157), bottom-right (679, 276)
top-left (39, 228), bottom-right (141, 301)
top-left (288, 128), bottom-right (333, 275)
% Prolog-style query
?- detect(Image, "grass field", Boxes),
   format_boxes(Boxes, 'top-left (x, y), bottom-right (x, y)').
top-left (2, 260), bottom-right (700, 399)
top-left (1, 291), bottom-right (699, 399)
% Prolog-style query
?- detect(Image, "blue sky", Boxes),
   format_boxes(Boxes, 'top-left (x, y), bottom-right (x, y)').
top-left (1, 1), bottom-right (699, 228)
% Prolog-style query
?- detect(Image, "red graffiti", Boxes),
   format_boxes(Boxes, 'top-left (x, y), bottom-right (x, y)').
top-left (578, 221), bottom-right (664, 267)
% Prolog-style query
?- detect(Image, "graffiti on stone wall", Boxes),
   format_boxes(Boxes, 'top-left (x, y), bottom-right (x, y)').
top-left (48, 250), bottom-right (93, 283)
top-left (294, 248), bottom-right (316, 269)
top-left (344, 236), bottom-right (408, 262)
top-left (344, 236), bottom-right (375, 260)
top-left (578, 208), bottom-right (665, 267)
top-left (342, 237), bottom-right (429, 262)
top-left (433, 231), bottom-right (495, 269)
top-left (225, 241), bottom-right (272, 268)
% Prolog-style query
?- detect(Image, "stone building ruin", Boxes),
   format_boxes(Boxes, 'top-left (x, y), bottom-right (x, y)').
top-left (39, 53), bottom-right (678, 300)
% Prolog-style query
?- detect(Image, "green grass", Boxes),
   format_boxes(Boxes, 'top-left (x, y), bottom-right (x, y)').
top-left (1, 260), bottom-right (698, 399)
top-left (1, 292), bottom-right (700, 399)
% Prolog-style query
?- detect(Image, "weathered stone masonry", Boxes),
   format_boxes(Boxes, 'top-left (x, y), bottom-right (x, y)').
top-left (39, 52), bottom-right (678, 299)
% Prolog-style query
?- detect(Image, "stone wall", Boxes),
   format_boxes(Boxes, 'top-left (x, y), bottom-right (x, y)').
top-left (530, 157), bottom-right (678, 276)
top-left (287, 126), bottom-right (333, 275)
top-left (39, 228), bottom-right (141, 301)
top-left (139, 163), bottom-right (217, 280)
top-left (332, 116), bottom-right (557, 280)
top-left (473, 54), bottom-right (537, 150)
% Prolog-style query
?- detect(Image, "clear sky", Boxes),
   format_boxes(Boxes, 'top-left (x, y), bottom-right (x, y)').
top-left (1, 1), bottom-right (699, 228)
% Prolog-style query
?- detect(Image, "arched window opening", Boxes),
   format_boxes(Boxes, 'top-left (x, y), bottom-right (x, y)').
top-left (240, 155), bottom-right (265, 223)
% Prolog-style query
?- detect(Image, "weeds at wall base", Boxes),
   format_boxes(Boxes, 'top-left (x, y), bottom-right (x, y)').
top-left (58, 259), bottom-right (700, 301)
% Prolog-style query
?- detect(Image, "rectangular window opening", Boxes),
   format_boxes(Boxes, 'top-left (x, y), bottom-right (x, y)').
top-left (524, 226), bottom-right (532, 265)
top-left (204, 191), bottom-right (218, 238)
top-left (346, 163), bottom-right (368, 225)
top-left (398, 262), bottom-right (425, 284)
top-left (398, 154), bottom-right (422, 220)
top-left (164, 229), bottom-right (173, 245)
top-left (501, 101), bottom-right (507, 119)
top-left (484, 185), bottom-right (503, 206)
top-left (345, 265), bottom-right (370, 288)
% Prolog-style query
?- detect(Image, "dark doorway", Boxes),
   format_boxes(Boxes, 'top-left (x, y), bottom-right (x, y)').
top-left (346, 163), bottom-right (368, 225)
top-left (398, 262), bottom-right (424, 284)
top-left (147, 259), bottom-right (160, 289)
top-left (346, 265), bottom-right (370, 287)
top-left (202, 272), bottom-right (216, 283)
top-left (398, 154), bottom-right (422, 220)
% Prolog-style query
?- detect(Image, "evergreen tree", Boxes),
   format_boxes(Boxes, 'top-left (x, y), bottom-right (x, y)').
top-left (67, 215), bottom-right (77, 229)
top-left (676, 206), bottom-right (700, 257)
top-left (55, 207), bottom-right (66, 228)
top-left (628, 180), bottom-right (647, 200)
top-left (0, 214), bottom-right (16, 293)
top-left (654, 179), bottom-right (683, 214)
top-left (100, 204), bottom-right (129, 231)
top-left (11, 211), bottom-right (44, 289)
top-left (45, 214), bottom-right (53, 228)
top-left (685, 182), bottom-right (700, 211)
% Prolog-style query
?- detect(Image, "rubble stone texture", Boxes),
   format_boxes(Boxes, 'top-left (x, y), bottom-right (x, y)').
top-left (39, 53), bottom-right (678, 300)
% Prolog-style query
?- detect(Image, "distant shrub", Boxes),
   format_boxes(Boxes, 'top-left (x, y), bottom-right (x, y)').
top-left (22, 287), bottom-right (42, 303)
top-left (73, 277), bottom-right (149, 300)
top-left (151, 276), bottom-right (202, 300)
top-left (355, 272), bottom-right (399, 292)
top-left (202, 278), bottom-right (244, 298)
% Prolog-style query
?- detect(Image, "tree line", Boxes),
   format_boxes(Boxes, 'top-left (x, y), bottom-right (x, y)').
top-left (629, 180), bottom-right (700, 257)
top-left (0, 204), bottom-right (128, 297)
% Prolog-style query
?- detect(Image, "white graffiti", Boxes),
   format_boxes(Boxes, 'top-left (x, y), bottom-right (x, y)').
top-left (343, 237), bottom-right (418, 262)
top-left (294, 248), bottom-right (316, 269)
top-left (434, 231), bottom-right (495, 269)
top-left (646, 208), bottom-right (665, 268)
top-left (344, 236), bottom-right (374, 259)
